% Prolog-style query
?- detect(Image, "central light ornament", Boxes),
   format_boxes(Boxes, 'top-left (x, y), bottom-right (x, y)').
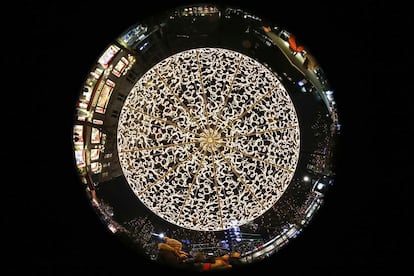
top-left (117, 47), bottom-right (300, 232)
top-left (199, 128), bottom-right (222, 152)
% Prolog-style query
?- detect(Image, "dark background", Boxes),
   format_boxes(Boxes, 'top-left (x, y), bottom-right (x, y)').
top-left (11, 0), bottom-right (410, 275)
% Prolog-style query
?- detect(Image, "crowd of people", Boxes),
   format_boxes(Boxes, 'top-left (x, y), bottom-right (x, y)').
top-left (156, 237), bottom-right (242, 271)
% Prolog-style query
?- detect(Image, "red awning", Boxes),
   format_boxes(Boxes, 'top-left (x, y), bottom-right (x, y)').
top-left (288, 35), bottom-right (304, 52)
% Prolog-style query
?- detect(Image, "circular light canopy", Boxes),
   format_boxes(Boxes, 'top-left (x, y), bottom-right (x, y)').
top-left (117, 47), bottom-right (300, 231)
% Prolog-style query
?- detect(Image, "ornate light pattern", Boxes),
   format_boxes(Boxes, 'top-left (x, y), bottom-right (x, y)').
top-left (117, 48), bottom-right (300, 231)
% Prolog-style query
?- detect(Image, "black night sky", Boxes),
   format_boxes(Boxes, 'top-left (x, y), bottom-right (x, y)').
top-left (12, 0), bottom-right (410, 275)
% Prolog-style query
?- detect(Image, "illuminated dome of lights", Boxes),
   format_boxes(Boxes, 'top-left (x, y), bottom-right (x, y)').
top-left (118, 47), bottom-right (300, 232)
top-left (72, 3), bottom-right (340, 272)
